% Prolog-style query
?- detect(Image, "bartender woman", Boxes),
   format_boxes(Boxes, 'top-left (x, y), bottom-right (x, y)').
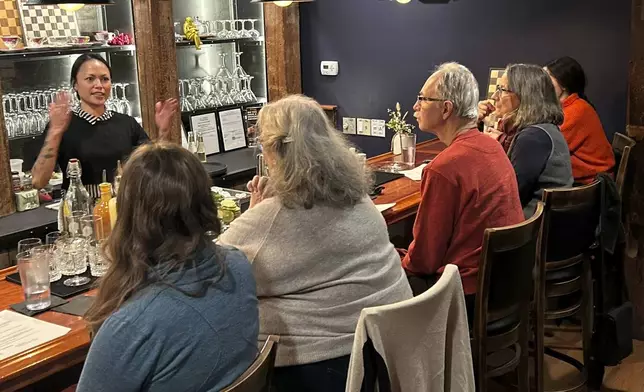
top-left (32, 53), bottom-right (179, 197)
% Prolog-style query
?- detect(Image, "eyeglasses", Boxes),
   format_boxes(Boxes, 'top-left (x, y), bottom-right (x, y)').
top-left (417, 95), bottom-right (446, 103)
top-left (495, 85), bottom-right (513, 95)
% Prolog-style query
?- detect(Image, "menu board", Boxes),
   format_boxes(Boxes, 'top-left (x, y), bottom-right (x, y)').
top-left (219, 108), bottom-right (247, 152)
top-left (190, 113), bottom-right (220, 155)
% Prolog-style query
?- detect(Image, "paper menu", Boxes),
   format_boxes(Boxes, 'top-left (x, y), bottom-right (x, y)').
top-left (190, 113), bottom-right (220, 155)
top-left (399, 163), bottom-right (428, 181)
top-left (219, 109), bottom-right (247, 151)
top-left (0, 310), bottom-right (71, 361)
top-left (375, 203), bottom-right (396, 213)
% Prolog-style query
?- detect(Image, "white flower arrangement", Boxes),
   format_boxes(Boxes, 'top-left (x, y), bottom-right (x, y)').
top-left (386, 102), bottom-right (415, 135)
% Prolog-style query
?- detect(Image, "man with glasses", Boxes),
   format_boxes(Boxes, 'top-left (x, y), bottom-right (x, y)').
top-left (401, 62), bottom-right (524, 316)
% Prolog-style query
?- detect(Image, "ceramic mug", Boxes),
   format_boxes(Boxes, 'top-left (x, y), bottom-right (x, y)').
top-left (69, 36), bottom-right (90, 44)
top-left (94, 31), bottom-right (115, 43)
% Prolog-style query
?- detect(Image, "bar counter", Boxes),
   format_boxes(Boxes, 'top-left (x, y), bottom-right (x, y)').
top-left (0, 139), bottom-right (445, 391)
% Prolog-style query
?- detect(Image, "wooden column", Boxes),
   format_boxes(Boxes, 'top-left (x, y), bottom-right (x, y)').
top-left (628, 0), bottom-right (644, 140)
top-left (132, 0), bottom-right (181, 143)
top-left (264, 3), bottom-right (302, 101)
top-left (0, 82), bottom-right (15, 217)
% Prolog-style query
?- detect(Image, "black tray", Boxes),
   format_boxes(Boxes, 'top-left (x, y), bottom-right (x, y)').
top-left (373, 171), bottom-right (405, 188)
top-left (6, 271), bottom-right (98, 299)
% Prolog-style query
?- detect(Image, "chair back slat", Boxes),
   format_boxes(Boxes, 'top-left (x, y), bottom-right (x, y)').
top-left (221, 335), bottom-right (280, 392)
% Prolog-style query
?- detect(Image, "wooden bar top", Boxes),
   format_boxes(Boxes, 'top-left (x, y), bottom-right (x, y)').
top-left (0, 138), bottom-right (445, 391)
top-left (0, 266), bottom-right (94, 392)
top-left (370, 139), bottom-right (445, 224)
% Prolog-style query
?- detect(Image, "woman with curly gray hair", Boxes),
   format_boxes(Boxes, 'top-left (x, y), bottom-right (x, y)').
top-left (219, 95), bottom-right (412, 392)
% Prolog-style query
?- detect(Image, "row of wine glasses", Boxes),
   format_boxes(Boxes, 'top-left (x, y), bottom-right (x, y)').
top-left (3, 83), bottom-right (136, 139)
top-left (175, 18), bottom-right (262, 42)
top-left (179, 52), bottom-right (257, 111)
top-left (3, 88), bottom-right (65, 139)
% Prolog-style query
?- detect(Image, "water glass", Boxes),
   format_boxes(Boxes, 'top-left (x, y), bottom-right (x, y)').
top-left (46, 231), bottom-right (62, 245)
top-left (17, 238), bottom-right (42, 254)
top-left (401, 133), bottom-right (417, 167)
top-left (66, 211), bottom-right (86, 237)
top-left (88, 240), bottom-right (108, 277)
top-left (17, 251), bottom-right (51, 311)
top-left (31, 244), bottom-right (61, 282)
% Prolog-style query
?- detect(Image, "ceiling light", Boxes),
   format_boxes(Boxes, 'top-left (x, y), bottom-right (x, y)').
top-left (58, 4), bottom-right (84, 11)
top-left (250, 0), bottom-right (314, 5)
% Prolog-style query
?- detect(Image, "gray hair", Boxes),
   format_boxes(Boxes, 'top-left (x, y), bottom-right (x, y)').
top-left (432, 62), bottom-right (479, 120)
top-left (506, 63), bottom-right (564, 130)
top-left (257, 95), bottom-right (370, 209)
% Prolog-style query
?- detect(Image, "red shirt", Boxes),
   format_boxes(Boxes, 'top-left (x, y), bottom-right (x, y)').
top-left (560, 94), bottom-right (615, 184)
top-left (402, 129), bottom-right (524, 295)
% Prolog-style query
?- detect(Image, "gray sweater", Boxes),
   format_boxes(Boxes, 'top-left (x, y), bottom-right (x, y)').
top-left (219, 196), bottom-right (413, 367)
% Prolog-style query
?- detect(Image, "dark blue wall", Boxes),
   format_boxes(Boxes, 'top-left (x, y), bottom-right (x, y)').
top-left (300, 0), bottom-right (632, 157)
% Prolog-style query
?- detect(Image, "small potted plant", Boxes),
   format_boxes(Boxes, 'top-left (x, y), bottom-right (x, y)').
top-left (386, 103), bottom-right (416, 171)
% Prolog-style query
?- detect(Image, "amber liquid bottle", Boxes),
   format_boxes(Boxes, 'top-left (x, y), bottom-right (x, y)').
top-left (93, 182), bottom-right (113, 240)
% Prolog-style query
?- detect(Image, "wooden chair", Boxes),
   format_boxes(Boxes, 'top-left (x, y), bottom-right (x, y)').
top-left (472, 202), bottom-right (544, 392)
top-left (221, 335), bottom-right (280, 392)
top-left (534, 182), bottom-right (602, 392)
top-left (612, 132), bottom-right (636, 196)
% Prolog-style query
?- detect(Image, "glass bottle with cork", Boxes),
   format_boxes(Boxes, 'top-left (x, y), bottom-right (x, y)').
top-left (196, 132), bottom-right (207, 163)
top-left (59, 158), bottom-right (92, 232)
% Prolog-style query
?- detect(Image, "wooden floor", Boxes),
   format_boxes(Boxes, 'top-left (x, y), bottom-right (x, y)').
top-left (489, 334), bottom-right (644, 391)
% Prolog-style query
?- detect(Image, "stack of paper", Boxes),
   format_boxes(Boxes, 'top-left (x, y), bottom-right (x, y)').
top-left (0, 310), bottom-right (71, 361)
top-left (399, 164), bottom-right (428, 181)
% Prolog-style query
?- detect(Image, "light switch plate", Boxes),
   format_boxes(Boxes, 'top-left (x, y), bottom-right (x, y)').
top-left (357, 118), bottom-right (371, 136)
top-left (321, 61), bottom-right (339, 76)
top-left (342, 117), bottom-right (357, 134)
top-left (371, 119), bottom-right (386, 138)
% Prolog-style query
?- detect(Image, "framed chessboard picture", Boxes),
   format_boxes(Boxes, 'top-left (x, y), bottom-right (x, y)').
top-left (487, 68), bottom-right (506, 99)
top-left (0, 0), bottom-right (23, 40)
top-left (17, 0), bottom-right (79, 39)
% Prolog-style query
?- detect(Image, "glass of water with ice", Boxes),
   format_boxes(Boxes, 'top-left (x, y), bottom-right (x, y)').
top-left (17, 251), bottom-right (51, 311)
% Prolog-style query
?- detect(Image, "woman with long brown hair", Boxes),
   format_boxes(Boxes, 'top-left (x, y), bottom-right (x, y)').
top-left (77, 143), bottom-right (258, 392)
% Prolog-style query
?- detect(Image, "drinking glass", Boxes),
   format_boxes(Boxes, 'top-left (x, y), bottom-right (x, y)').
top-left (242, 76), bottom-right (257, 103)
top-left (31, 244), bottom-right (61, 283)
top-left (61, 236), bottom-right (90, 287)
top-left (401, 133), bottom-right (417, 168)
top-left (46, 231), bottom-right (62, 245)
top-left (66, 211), bottom-right (86, 237)
top-left (88, 240), bottom-right (108, 277)
top-left (248, 19), bottom-right (261, 39)
top-left (228, 20), bottom-right (240, 38)
top-left (17, 238), bottom-right (42, 254)
top-left (216, 53), bottom-right (235, 106)
top-left (17, 251), bottom-right (51, 311)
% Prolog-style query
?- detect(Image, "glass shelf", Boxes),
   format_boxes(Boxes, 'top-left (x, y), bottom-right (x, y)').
top-left (0, 45), bottom-right (135, 60)
top-left (176, 37), bottom-right (263, 47)
top-left (180, 97), bottom-right (267, 115)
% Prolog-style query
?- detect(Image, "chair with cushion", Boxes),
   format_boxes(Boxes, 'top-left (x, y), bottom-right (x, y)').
top-left (472, 202), bottom-right (544, 392)
top-left (221, 335), bottom-right (280, 392)
top-left (534, 182), bottom-right (602, 392)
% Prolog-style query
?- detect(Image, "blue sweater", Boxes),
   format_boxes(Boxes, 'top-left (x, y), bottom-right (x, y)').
top-left (77, 246), bottom-right (259, 392)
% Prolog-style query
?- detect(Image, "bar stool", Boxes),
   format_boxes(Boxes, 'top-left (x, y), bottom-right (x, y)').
top-left (221, 335), bottom-right (279, 392)
top-left (472, 202), bottom-right (544, 392)
top-left (534, 182), bottom-right (602, 392)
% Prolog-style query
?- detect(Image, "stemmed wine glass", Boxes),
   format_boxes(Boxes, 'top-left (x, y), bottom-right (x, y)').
top-left (242, 76), bottom-right (258, 103)
top-left (116, 83), bottom-right (132, 115)
top-left (179, 80), bottom-right (194, 112)
top-left (248, 19), bottom-right (261, 39)
top-left (216, 53), bottom-right (236, 106)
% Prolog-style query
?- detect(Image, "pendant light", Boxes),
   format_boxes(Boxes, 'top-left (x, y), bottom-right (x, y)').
top-left (58, 4), bottom-right (85, 11)
top-left (24, 0), bottom-right (115, 5)
top-left (250, 0), bottom-right (315, 6)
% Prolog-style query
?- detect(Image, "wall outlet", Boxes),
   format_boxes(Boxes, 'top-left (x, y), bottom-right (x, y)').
top-left (371, 119), bottom-right (386, 138)
top-left (357, 118), bottom-right (371, 136)
top-left (321, 61), bottom-right (339, 76)
top-left (342, 117), bottom-right (357, 134)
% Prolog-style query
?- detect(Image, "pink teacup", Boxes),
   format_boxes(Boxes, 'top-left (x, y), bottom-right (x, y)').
top-left (27, 36), bottom-right (47, 47)
top-left (94, 31), bottom-right (115, 43)
top-left (69, 36), bottom-right (90, 44)
top-left (1, 35), bottom-right (22, 50)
